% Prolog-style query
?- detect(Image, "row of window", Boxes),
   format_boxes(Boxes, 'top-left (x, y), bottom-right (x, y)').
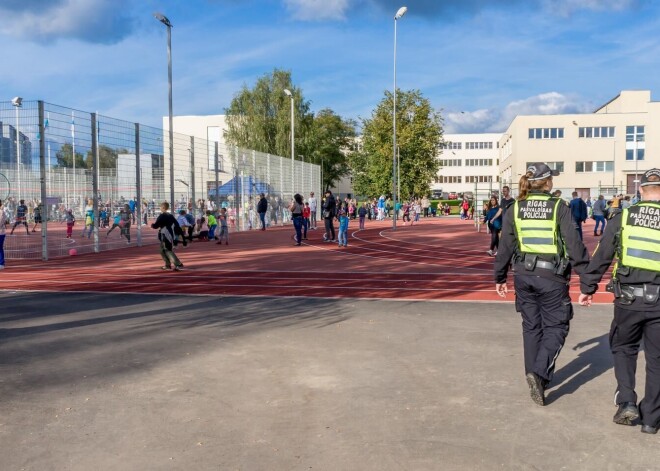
top-left (465, 142), bottom-right (495, 150)
top-left (436, 176), bottom-right (462, 184)
top-left (528, 128), bottom-right (565, 139)
top-left (465, 158), bottom-right (494, 167)
top-left (526, 161), bottom-right (565, 172)
top-left (439, 159), bottom-right (462, 167)
top-left (465, 176), bottom-right (496, 183)
top-left (579, 127), bottom-right (615, 138)
top-left (626, 148), bottom-right (645, 161)
top-left (530, 125), bottom-right (645, 141)
top-left (439, 142), bottom-right (462, 150)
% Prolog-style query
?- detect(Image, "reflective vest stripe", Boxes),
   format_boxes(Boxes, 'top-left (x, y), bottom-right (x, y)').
top-left (519, 227), bottom-right (553, 232)
top-left (522, 237), bottom-right (554, 245)
top-left (628, 235), bottom-right (660, 246)
top-left (626, 248), bottom-right (660, 262)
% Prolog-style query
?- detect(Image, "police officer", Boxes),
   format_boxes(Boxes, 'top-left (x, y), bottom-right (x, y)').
top-left (495, 163), bottom-right (590, 406)
top-left (579, 168), bottom-right (660, 434)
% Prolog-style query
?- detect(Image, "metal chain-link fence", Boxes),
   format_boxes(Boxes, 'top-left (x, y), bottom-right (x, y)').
top-left (0, 100), bottom-right (321, 260)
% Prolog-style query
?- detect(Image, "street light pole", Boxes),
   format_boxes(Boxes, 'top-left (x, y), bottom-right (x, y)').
top-left (393, 6), bottom-right (407, 231)
top-left (284, 89), bottom-right (294, 195)
top-left (154, 12), bottom-right (175, 207)
top-left (12, 97), bottom-right (22, 201)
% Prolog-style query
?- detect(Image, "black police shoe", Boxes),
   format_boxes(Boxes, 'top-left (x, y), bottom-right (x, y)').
top-left (526, 372), bottom-right (545, 406)
top-left (641, 424), bottom-right (658, 434)
top-left (613, 402), bottom-right (639, 425)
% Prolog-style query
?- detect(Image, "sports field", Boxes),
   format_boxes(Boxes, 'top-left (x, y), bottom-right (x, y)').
top-left (1, 217), bottom-right (611, 303)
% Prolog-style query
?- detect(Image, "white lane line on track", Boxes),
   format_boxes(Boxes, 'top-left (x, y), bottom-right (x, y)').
top-left (375, 227), bottom-right (496, 255)
top-left (0, 278), bottom-right (502, 293)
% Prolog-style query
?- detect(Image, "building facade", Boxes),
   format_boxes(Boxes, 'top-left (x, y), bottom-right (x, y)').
top-left (499, 90), bottom-right (658, 198)
top-left (433, 133), bottom-right (502, 196)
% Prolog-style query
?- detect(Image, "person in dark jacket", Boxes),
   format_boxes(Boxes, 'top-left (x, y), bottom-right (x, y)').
top-left (569, 192), bottom-right (588, 240)
top-left (151, 201), bottom-right (185, 271)
top-left (257, 193), bottom-right (268, 230)
top-left (322, 190), bottom-right (336, 242)
top-left (495, 163), bottom-right (590, 407)
top-left (579, 169), bottom-right (660, 434)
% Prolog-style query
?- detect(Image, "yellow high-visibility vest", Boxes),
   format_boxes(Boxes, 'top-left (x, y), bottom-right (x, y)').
top-left (513, 194), bottom-right (562, 255)
top-left (619, 202), bottom-right (660, 273)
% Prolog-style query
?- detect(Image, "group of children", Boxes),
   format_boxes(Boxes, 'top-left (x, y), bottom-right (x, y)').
top-left (176, 208), bottom-right (229, 245)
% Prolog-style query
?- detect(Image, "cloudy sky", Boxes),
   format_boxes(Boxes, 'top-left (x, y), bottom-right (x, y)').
top-left (2, 0), bottom-right (659, 133)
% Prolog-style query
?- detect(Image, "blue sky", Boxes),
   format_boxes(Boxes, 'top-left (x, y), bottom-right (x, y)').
top-left (2, 0), bottom-right (659, 134)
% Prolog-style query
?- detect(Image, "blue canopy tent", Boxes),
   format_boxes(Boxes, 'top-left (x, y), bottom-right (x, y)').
top-left (208, 175), bottom-right (272, 197)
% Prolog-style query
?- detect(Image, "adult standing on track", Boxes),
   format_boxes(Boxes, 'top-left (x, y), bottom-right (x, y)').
top-left (322, 190), bottom-right (336, 242)
top-left (308, 192), bottom-right (317, 230)
top-left (592, 194), bottom-right (607, 236)
top-left (0, 199), bottom-right (6, 269)
top-left (569, 191), bottom-right (588, 240)
top-left (152, 201), bottom-right (185, 271)
top-left (579, 169), bottom-right (660, 434)
top-left (257, 193), bottom-right (268, 231)
top-left (494, 163), bottom-right (589, 407)
top-left (290, 193), bottom-right (304, 246)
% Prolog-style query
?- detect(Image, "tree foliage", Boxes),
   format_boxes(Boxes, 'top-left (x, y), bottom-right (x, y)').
top-left (224, 68), bottom-right (314, 159)
top-left (350, 89), bottom-right (443, 199)
top-left (307, 109), bottom-right (356, 191)
top-left (56, 143), bottom-right (125, 170)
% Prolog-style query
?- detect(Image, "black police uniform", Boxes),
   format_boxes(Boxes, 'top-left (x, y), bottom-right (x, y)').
top-left (580, 198), bottom-right (660, 434)
top-left (495, 189), bottom-right (589, 405)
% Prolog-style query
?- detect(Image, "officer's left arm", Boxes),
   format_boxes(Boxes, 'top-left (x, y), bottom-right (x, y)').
top-left (557, 203), bottom-right (590, 275)
top-left (579, 213), bottom-right (621, 295)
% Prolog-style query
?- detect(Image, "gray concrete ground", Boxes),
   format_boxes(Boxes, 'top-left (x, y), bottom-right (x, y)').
top-left (0, 292), bottom-right (657, 471)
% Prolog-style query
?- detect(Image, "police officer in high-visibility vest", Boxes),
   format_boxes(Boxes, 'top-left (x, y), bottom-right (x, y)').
top-left (580, 168), bottom-right (660, 434)
top-left (495, 163), bottom-right (590, 406)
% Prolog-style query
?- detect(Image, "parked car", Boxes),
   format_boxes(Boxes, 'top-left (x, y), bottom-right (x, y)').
top-left (448, 192), bottom-right (458, 200)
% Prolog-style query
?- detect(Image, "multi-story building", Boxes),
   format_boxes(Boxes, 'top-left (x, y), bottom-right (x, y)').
top-left (434, 133), bottom-right (502, 196)
top-left (499, 90), bottom-right (658, 198)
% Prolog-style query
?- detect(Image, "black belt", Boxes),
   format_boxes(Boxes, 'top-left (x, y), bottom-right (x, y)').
top-left (535, 260), bottom-right (556, 271)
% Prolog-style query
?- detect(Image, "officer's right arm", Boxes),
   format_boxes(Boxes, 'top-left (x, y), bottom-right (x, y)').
top-left (579, 213), bottom-right (621, 295)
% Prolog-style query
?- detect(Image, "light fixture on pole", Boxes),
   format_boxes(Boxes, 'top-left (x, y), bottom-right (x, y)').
top-left (284, 89), bottom-right (295, 194)
top-left (154, 11), bottom-right (175, 208)
top-left (392, 5), bottom-right (407, 231)
top-left (12, 96), bottom-right (23, 201)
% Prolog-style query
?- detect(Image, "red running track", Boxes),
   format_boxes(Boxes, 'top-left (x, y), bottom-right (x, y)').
top-left (0, 217), bottom-right (614, 303)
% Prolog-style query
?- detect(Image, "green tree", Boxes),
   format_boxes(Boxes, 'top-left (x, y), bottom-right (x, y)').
top-left (307, 109), bottom-right (356, 191)
top-left (350, 89), bottom-right (442, 199)
top-left (225, 68), bottom-right (314, 159)
top-left (85, 145), bottom-right (125, 169)
top-left (55, 143), bottom-right (86, 168)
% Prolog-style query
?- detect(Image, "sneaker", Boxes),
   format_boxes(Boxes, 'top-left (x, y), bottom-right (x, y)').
top-left (487, 250), bottom-right (494, 256)
top-left (161, 266), bottom-right (172, 270)
top-left (174, 265), bottom-right (184, 271)
top-left (641, 424), bottom-right (659, 434)
top-left (613, 402), bottom-right (639, 426)
top-left (526, 373), bottom-right (545, 406)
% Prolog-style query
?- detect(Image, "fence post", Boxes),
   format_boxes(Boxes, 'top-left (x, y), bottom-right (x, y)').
top-left (91, 113), bottom-right (100, 253)
top-left (135, 123), bottom-right (142, 246)
top-left (190, 136), bottom-right (195, 212)
top-left (38, 101), bottom-right (48, 261)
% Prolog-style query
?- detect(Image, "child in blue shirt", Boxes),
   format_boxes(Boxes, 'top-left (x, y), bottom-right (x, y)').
top-left (338, 209), bottom-right (349, 247)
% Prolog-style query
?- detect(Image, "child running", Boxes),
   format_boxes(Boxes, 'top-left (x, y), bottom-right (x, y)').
top-left (337, 208), bottom-right (349, 247)
top-left (216, 207), bottom-right (229, 245)
top-left (151, 201), bottom-right (185, 271)
top-left (65, 209), bottom-right (75, 238)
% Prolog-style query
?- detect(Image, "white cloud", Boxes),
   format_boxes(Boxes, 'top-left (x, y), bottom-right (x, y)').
top-left (284, 0), bottom-right (351, 20)
top-left (445, 92), bottom-right (593, 133)
top-left (543, 0), bottom-right (637, 15)
top-left (0, 0), bottom-right (133, 44)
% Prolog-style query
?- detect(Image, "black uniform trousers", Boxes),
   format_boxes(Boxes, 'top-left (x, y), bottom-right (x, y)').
top-left (610, 303), bottom-right (660, 428)
top-left (514, 274), bottom-right (573, 382)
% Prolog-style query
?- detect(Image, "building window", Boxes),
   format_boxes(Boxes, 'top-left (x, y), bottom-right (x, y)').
top-left (439, 176), bottom-right (462, 184)
top-left (439, 159), bottom-right (462, 167)
top-left (465, 158), bottom-right (494, 167)
top-left (626, 125), bottom-right (645, 142)
top-left (528, 128), bottom-right (564, 140)
top-left (440, 141), bottom-right (462, 150)
top-left (575, 161), bottom-right (614, 173)
top-left (465, 141), bottom-right (494, 150)
top-left (578, 126), bottom-right (615, 138)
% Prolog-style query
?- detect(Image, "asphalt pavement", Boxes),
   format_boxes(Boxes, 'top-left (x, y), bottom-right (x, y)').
top-left (0, 292), bottom-right (656, 471)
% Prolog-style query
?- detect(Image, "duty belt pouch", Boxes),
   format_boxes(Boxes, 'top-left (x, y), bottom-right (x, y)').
top-left (643, 284), bottom-right (660, 304)
top-left (620, 286), bottom-right (635, 305)
top-left (524, 255), bottom-right (538, 271)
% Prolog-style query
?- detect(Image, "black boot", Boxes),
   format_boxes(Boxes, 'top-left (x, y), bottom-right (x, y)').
top-left (613, 402), bottom-right (639, 425)
top-left (526, 373), bottom-right (545, 406)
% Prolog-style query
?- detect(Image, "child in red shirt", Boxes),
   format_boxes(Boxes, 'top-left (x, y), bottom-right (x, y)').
top-left (302, 203), bottom-right (311, 240)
